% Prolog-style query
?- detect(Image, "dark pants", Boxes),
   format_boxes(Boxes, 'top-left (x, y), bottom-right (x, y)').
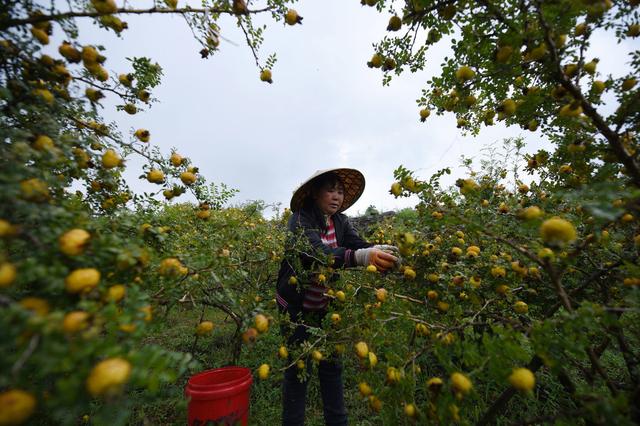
top-left (281, 312), bottom-right (348, 426)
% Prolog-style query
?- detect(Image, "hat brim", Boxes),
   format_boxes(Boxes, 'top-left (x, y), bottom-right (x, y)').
top-left (290, 168), bottom-right (365, 213)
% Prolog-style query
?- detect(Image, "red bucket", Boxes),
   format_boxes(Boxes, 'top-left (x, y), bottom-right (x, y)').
top-left (185, 366), bottom-right (253, 425)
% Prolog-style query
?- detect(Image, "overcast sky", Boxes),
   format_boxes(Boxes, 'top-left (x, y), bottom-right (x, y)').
top-left (45, 0), bottom-right (635, 217)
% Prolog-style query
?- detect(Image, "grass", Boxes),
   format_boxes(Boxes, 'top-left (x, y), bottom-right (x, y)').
top-left (130, 303), bottom-right (638, 425)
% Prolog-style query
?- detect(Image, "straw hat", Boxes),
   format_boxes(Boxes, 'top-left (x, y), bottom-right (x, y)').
top-left (290, 168), bottom-right (365, 213)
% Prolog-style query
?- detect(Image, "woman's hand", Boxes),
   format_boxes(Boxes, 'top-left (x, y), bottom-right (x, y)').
top-left (354, 247), bottom-right (399, 271)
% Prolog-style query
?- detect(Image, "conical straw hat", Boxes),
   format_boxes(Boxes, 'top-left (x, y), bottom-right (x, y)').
top-left (290, 168), bottom-right (365, 213)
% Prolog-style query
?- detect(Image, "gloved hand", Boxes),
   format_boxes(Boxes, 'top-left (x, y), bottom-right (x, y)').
top-left (354, 247), bottom-right (399, 271)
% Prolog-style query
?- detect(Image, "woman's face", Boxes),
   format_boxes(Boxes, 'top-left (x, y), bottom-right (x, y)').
top-left (314, 182), bottom-right (344, 215)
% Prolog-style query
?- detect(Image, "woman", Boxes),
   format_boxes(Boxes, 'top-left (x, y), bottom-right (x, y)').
top-left (276, 168), bottom-right (398, 426)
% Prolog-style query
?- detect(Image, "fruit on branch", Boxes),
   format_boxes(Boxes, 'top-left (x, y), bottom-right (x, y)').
top-left (59, 229), bottom-right (91, 256)
top-left (0, 390), bottom-right (36, 425)
top-left (102, 149), bottom-right (122, 169)
top-left (91, 0), bottom-right (117, 14)
top-left (285, 9), bottom-right (303, 25)
top-left (86, 358), bottom-right (132, 398)
top-left (387, 16), bottom-right (401, 31)
top-left (196, 321), bottom-right (214, 335)
top-left (147, 169), bottom-right (165, 184)
top-left (257, 364), bottom-right (270, 379)
top-left (509, 368), bottom-right (535, 391)
top-left (540, 217), bottom-right (577, 245)
top-left (260, 69), bottom-right (273, 84)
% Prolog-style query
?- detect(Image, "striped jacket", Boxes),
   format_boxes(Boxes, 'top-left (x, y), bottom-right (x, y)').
top-left (276, 209), bottom-right (372, 319)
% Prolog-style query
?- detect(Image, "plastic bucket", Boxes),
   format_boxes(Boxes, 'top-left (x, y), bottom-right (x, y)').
top-left (185, 366), bottom-right (253, 425)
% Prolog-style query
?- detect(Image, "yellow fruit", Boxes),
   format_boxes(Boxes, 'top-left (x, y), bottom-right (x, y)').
top-left (330, 313), bottom-right (341, 324)
top-left (180, 171), bottom-right (197, 185)
top-left (368, 53), bottom-right (383, 68)
top-left (102, 149), bottom-right (121, 169)
top-left (451, 247), bottom-right (462, 256)
top-left (158, 257), bottom-right (189, 276)
top-left (501, 99), bottom-right (516, 116)
top-left (0, 389), bottom-right (36, 425)
top-left (0, 219), bottom-right (15, 238)
top-left (59, 42), bottom-right (81, 63)
top-left (404, 268), bottom-right (416, 280)
top-left (30, 27), bottom-right (49, 45)
top-left (196, 210), bottom-right (210, 220)
top-left (278, 346), bottom-right (289, 359)
top-left (170, 152), bottom-right (183, 166)
top-left (65, 268), bottom-right (100, 294)
top-left (284, 9), bottom-right (301, 25)
top-left (387, 15), bottom-right (402, 31)
top-left (427, 290), bottom-right (438, 300)
top-left (358, 382), bottom-right (372, 397)
top-left (260, 69), bottom-right (272, 83)
top-left (450, 372), bottom-right (472, 394)
top-left (106, 284), bottom-right (126, 302)
top-left (238, 326), bottom-right (257, 343)
top-left (0, 262), bottom-right (17, 288)
top-left (509, 368), bottom-right (535, 391)
top-left (86, 358), bottom-right (132, 397)
top-left (455, 66), bottom-right (475, 82)
top-left (355, 341), bottom-right (369, 359)
top-left (134, 129), bottom-right (150, 142)
top-left (312, 350), bottom-right (323, 362)
top-left (390, 182), bottom-right (402, 196)
top-left (118, 73), bottom-right (133, 87)
top-left (33, 135), bottom-right (54, 151)
top-left (335, 290), bottom-right (346, 302)
top-left (419, 108), bottom-right (430, 122)
top-left (368, 351), bottom-right (378, 367)
top-left (540, 217), bottom-right (577, 245)
top-left (19, 297), bottom-right (50, 316)
top-left (20, 178), bottom-right (50, 202)
top-left (254, 314), bottom-right (269, 333)
top-left (257, 364), bottom-right (270, 380)
top-left (622, 78), bottom-right (637, 91)
top-left (368, 395), bottom-right (382, 412)
top-left (575, 22), bottom-right (587, 36)
top-left (91, 0), bottom-right (117, 14)
top-left (427, 273), bottom-right (439, 283)
top-left (592, 80), bottom-right (605, 94)
top-left (415, 323), bottom-right (429, 336)
top-left (519, 206), bottom-right (543, 221)
top-left (147, 169), bottom-right (165, 184)
top-left (583, 60), bottom-right (597, 75)
top-left (63, 311), bottom-right (90, 333)
top-left (437, 301), bottom-right (450, 312)
top-left (514, 301), bottom-right (528, 314)
top-left (123, 103), bottom-right (137, 114)
top-left (621, 213), bottom-right (634, 223)
top-left (404, 403), bottom-right (416, 418)
top-left (196, 321), bottom-right (214, 335)
top-left (375, 288), bottom-right (387, 302)
top-left (527, 44), bottom-right (547, 61)
top-left (59, 229), bottom-right (91, 256)
top-left (491, 266), bottom-right (506, 278)
top-left (288, 276), bottom-right (298, 285)
top-left (366, 264), bottom-right (377, 273)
